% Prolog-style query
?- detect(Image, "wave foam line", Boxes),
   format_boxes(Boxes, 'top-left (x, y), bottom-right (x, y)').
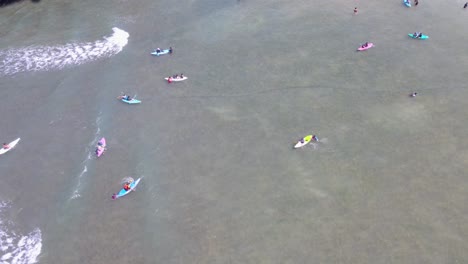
top-left (0, 27), bottom-right (129, 76)
top-left (69, 115), bottom-right (103, 200)
top-left (0, 202), bottom-right (42, 264)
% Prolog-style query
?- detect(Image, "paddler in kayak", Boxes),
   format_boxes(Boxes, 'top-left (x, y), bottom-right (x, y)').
top-left (118, 94), bottom-right (131, 100)
top-left (2, 143), bottom-right (9, 149)
top-left (95, 144), bottom-right (104, 155)
top-left (299, 135), bottom-right (319, 144)
top-left (413, 32), bottom-right (422, 38)
top-left (169, 47), bottom-right (173, 54)
top-left (361, 42), bottom-right (369, 48)
top-left (96, 141), bottom-right (104, 153)
top-left (123, 178), bottom-right (134, 191)
top-left (155, 48), bottom-right (161, 54)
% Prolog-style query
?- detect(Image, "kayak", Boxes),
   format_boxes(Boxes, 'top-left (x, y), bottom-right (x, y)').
top-left (408, 33), bottom-right (429, 40)
top-left (404, 0), bottom-right (411, 7)
top-left (357, 43), bottom-right (374, 51)
top-left (151, 49), bottom-right (170, 56)
top-left (294, 135), bottom-right (315, 149)
top-left (113, 178), bottom-right (141, 199)
top-left (165, 76), bottom-right (188, 82)
top-left (0, 138), bottom-right (20, 155)
top-left (121, 98), bottom-right (141, 104)
top-left (95, 137), bottom-right (106, 157)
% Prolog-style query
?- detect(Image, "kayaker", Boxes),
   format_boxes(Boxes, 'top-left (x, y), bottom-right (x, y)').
top-left (180, 73), bottom-right (184, 78)
top-left (464, 2), bottom-right (467, 9)
top-left (410, 92), bottom-right (418, 97)
top-left (173, 74), bottom-right (179, 79)
top-left (118, 94), bottom-right (130, 100)
top-left (312, 135), bottom-right (319, 142)
top-left (361, 42), bottom-right (368, 48)
top-left (123, 182), bottom-right (131, 191)
top-left (2, 143), bottom-right (9, 149)
top-left (354, 7), bottom-right (358, 14)
top-left (414, 0), bottom-right (418, 6)
top-left (417, 32), bottom-right (422, 38)
top-left (169, 47), bottom-right (173, 54)
top-left (155, 48), bottom-right (161, 53)
top-left (95, 145), bottom-right (104, 155)
top-left (167, 76), bottom-right (173, 83)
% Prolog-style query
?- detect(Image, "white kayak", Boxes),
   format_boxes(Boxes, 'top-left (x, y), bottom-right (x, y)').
top-left (0, 138), bottom-right (21, 155)
top-left (165, 76), bottom-right (188, 82)
top-left (294, 135), bottom-right (318, 149)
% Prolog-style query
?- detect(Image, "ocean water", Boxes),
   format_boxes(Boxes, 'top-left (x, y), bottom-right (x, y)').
top-left (1, 0), bottom-right (467, 263)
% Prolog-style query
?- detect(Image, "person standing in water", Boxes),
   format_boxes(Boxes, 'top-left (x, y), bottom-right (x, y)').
top-left (464, 2), bottom-right (467, 8)
top-left (415, 0), bottom-right (418, 6)
top-left (354, 7), bottom-right (358, 14)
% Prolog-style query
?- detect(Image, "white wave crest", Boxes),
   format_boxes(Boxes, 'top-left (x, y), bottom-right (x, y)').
top-left (0, 202), bottom-right (42, 264)
top-left (0, 27), bottom-right (129, 76)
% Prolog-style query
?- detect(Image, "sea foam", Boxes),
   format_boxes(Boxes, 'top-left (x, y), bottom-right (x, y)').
top-left (0, 202), bottom-right (42, 264)
top-left (0, 27), bottom-right (129, 76)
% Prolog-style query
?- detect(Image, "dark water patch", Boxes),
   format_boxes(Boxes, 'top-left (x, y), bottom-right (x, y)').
top-left (0, 0), bottom-right (40, 7)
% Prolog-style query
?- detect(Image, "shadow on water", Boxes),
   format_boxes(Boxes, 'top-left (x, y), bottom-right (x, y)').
top-left (0, 0), bottom-right (40, 7)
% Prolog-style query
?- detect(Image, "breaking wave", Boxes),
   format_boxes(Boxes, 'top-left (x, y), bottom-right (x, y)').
top-left (0, 27), bottom-right (129, 76)
top-left (0, 201), bottom-right (42, 264)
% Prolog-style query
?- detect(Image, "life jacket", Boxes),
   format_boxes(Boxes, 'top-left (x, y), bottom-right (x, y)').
top-left (124, 184), bottom-right (131, 191)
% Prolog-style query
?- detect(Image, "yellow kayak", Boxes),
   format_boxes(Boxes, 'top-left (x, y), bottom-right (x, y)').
top-left (294, 135), bottom-right (314, 149)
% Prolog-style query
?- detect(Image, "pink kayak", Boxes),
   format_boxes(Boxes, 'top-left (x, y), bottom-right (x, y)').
top-left (357, 42), bottom-right (374, 51)
top-left (95, 137), bottom-right (106, 157)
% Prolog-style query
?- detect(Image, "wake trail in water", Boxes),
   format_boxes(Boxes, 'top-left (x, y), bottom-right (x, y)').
top-left (69, 114), bottom-right (103, 200)
top-left (0, 27), bottom-right (129, 76)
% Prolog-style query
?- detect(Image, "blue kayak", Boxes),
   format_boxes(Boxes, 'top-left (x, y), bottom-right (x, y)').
top-left (404, 0), bottom-right (411, 7)
top-left (151, 49), bottom-right (171, 56)
top-left (121, 97), bottom-right (141, 104)
top-left (113, 178), bottom-right (141, 199)
top-left (408, 33), bottom-right (429, 40)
